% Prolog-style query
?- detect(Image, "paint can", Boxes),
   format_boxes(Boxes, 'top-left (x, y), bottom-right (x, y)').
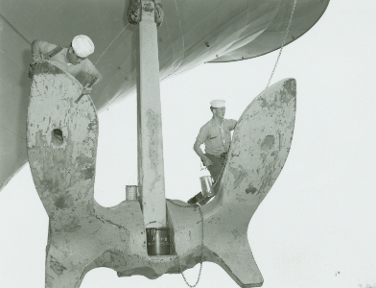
top-left (146, 227), bottom-right (170, 256)
top-left (126, 185), bottom-right (138, 201)
top-left (200, 175), bottom-right (214, 198)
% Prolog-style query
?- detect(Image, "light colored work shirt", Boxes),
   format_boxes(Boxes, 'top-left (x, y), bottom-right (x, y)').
top-left (37, 41), bottom-right (101, 81)
top-left (196, 119), bottom-right (237, 157)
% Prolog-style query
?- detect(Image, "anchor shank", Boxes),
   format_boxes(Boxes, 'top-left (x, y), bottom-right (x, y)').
top-left (137, 0), bottom-right (166, 228)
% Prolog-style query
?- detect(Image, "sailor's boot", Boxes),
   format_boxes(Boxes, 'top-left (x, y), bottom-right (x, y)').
top-left (187, 192), bottom-right (204, 205)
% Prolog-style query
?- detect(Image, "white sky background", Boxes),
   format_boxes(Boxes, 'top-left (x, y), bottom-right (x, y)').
top-left (1, 1), bottom-right (376, 288)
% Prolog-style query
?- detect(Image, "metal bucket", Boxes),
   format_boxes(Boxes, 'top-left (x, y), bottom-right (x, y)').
top-left (146, 227), bottom-right (170, 256)
top-left (200, 175), bottom-right (214, 197)
top-left (126, 185), bottom-right (138, 201)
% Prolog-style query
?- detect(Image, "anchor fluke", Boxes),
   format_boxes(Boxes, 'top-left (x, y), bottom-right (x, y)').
top-left (199, 78), bottom-right (297, 286)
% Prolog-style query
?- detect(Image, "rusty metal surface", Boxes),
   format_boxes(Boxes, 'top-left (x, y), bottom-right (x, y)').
top-left (137, 1), bottom-right (167, 228)
top-left (27, 67), bottom-right (296, 287)
top-left (199, 78), bottom-right (297, 286)
top-left (28, 62), bottom-right (98, 220)
top-left (222, 78), bottom-right (296, 205)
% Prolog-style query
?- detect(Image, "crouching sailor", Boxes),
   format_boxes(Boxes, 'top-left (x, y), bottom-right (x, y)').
top-left (30, 34), bottom-right (102, 95)
top-left (188, 100), bottom-right (237, 205)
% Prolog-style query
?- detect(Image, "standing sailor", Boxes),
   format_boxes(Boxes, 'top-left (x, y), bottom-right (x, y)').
top-left (188, 100), bottom-right (237, 205)
top-left (31, 35), bottom-right (102, 95)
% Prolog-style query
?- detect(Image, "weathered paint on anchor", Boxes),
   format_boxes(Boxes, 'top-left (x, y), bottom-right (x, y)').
top-left (27, 66), bottom-right (296, 288)
top-left (28, 62), bottom-right (98, 220)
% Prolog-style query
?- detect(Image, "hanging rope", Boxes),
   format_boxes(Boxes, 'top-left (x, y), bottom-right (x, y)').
top-left (264, 0), bottom-right (298, 92)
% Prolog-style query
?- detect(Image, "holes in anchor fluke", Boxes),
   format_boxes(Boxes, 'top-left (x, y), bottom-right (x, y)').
top-left (261, 135), bottom-right (275, 150)
top-left (52, 129), bottom-right (64, 146)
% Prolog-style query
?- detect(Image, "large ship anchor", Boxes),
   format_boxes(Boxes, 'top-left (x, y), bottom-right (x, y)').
top-left (26, 1), bottom-right (296, 287)
top-left (27, 61), bottom-right (296, 287)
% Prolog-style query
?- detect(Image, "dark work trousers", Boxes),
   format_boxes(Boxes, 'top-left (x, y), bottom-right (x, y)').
top-left (188, 152), bottom-right (227, 205)
top-left (205, 153), bottom-right (227, 194)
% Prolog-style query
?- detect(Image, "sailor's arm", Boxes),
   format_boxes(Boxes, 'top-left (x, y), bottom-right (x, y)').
top-left (81, 64), bottom-right (103, 95)
top-left (229, 119), bottom-right (237, 131)
top-left (90, 66), bottom-right (103, 85)
top-left (31, 40), bottom-right (56, 62)
top-left (193, 140), bottom-right (212, 167)
top-left (31, 40), bottom-right (42, 61)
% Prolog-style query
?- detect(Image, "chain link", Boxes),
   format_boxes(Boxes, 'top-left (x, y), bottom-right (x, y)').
top-left (264, 0), bottom-right (298, 93)
top-left (178, 205), bottom-right (204, 287)
top-left (166, 200), bottom-right (204, 287)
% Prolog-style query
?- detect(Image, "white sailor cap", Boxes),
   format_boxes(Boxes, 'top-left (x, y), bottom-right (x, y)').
top-left (72, 35), bottom-right (95, 58)
top-left (210, 100), bottom-right (226, 108)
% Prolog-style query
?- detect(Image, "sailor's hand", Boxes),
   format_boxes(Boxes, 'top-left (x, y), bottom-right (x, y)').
top-left (202, 156), bottom-right (213, 167)
top-left (82, 86), bottom-right (92, 95)
top-left (32, 53), bottom-right (45, 63)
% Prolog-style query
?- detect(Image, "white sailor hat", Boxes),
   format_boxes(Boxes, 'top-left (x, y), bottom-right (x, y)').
top-left (72, 35), bottom-right (95, 58)
top-left (210, 100), bottom-right (226, 108)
